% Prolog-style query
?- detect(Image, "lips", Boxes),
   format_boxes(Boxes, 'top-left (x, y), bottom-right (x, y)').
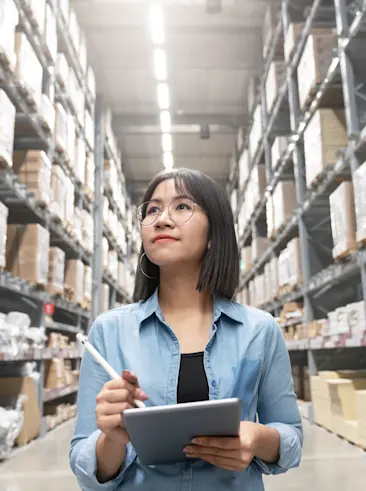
top-left (153, 235), bottom-right (178, 243)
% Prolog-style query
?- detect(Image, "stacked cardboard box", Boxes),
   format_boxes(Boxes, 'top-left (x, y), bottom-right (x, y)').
top-left (353, 162), bottom-right (366, 244)
top-left (47, 247), bottom-right (65, 295)
top-left (277, 238), bottom-right (302, 292)
top-left (272, 181), bottom-right (297, 233)
top-left (49, 165), bottom-right (66, 220)
top-left (284, 23), bottom-right (303, 62)
top-left (12, 151), bottom-right (52, 205)
top-left (0, 90), bottom-right (16, 168)
top-left (356, 391), bottom-right (366, 448)
top-left (54, 103), bottom-right (68, 154)
top-left (304, 108), bottom-right (347, 188)
top-left (45, 403), bottom-right (77, 431)
top-left (74, 135), bottom-right (86, 186)
top-left (329, 181), bottom-right (357, 259)
top-left (82, 211), bottom-right (94, 253)
top-left (0, 0), bottom-right (19, 69)
top-left (265, 61), bottom-right (286, 111)
top-left (64, 176), bottom-right (75, 225)
top-left (245, 165), bottom-right (266, 224)
top-left (0, 202), bottom-right (8, 268)
top-left (254, 274), bottom-right (266, 307)
top-left (83, 265), bottom-right (92, 306)
top-left (251, 236), bottom-right (269, 263)
top-left (66, 115), bottom-right (76, 165)
top-left (72, 208), bottom-right (83, 245)
top-left (102, 238), bottom-right (109, 271)
top-left (266, 256), bottom-right (279, 301)
top-left (266, 196), bottom-right (275, 239)
top-left (102, 283), bottom-right (110, 312)
top-left (64, 259), bottom-right (84, 304)
top-left (14, 33), bottom-right (43, 108)
top-left (248, 280), bottom-right (255, 308)
top-left (6, 224), bottom-right (50, 284)
top-left (325, 301), bottom-right (365, 337)
top-left (44, 358), bottom-right (75, 389)
top-left (271, 136), bottom-right (289, 171)
top-left (297, 28), bottom-right (337, 110)
top-left (85, 154), bottom-right (95, 199)
top-left (249, 105), bottom-right (262, 161)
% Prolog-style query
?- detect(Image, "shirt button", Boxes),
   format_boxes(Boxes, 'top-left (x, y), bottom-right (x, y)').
top-left (211, 380), bottom-right (217, 388)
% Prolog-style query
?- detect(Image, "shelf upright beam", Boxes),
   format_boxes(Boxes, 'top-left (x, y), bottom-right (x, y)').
top-left (282, 1), bottom-right (317, 419)
top-left (92, 95), bottom-right (105, 322)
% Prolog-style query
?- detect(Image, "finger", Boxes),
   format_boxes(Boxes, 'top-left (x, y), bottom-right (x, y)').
top-left (189, 453), bottom-right (243, 471)
top-left (104, 378), bottom-right (136, 391)
top-left (103, 388), bottom-right (136, 404)
top-left (98, 401), bottom-right (134, 416)
top-left (184, 445), bottom-right (238, 459)
top-left (192, 436), bottom-right (240, 450)
top-left (122, 370), bottom-right (139, 385)
top-left (97, 414), bottom-right (123, 432)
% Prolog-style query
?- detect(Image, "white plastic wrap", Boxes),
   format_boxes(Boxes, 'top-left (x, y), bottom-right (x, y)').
top-left (0, 395), bottom-right (26, 460)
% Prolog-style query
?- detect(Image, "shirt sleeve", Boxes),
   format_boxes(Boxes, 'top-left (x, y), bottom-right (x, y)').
top-left (69, 317), bottom-right (137, 490)
top-left (252, 318), bottom-right (303, 475)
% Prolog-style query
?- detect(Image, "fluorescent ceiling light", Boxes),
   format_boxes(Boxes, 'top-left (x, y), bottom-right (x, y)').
top-left (162, 133), bottom-right (172, 152)
top-left (160, 110), bottom-right (171, 133)
top-left (149, 4), bottom-right (164, 44)
top-left (153, 48), bottom-right (167, 81)
top-left (157, 83), bottom-right (170, 109)
top-left (163, 152), bottom-right (174, 170)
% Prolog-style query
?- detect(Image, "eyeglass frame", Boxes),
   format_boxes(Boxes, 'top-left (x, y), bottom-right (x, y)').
top-left (136, 196), bottom-right (202, 227)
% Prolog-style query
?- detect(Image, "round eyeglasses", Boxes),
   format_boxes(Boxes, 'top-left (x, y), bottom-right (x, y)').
top-left (137, 197), bottom-right (200, 227)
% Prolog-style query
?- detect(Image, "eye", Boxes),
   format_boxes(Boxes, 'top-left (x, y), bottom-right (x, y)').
top-left (146, 204), bottom-right (160, 215)
top-left (174, 199), bottom-right (194, 211)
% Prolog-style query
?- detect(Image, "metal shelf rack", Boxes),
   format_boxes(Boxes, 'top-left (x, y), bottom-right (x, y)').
top-left (231, 0), bottom-right (366, 423)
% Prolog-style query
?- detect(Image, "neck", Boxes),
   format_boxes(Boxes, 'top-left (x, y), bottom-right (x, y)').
top-left (158, 268), bottom-right (213, 314)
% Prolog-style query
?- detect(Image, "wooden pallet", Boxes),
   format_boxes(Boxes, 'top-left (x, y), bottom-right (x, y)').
top-left (334, 247), bottom-right (358, 262)
top-left (278, 283), bottom-right (299, 297)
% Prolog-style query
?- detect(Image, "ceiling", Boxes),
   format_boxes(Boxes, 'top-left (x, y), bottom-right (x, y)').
top-left (71, 0), bottom-right (268, 202)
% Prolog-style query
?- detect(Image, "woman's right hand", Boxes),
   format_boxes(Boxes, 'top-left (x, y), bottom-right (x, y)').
top-left (96, 370), bottom-right (149, 445)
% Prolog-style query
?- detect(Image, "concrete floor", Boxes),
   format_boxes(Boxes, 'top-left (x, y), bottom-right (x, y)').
top-left (0, 420), bottom-right (365, 491)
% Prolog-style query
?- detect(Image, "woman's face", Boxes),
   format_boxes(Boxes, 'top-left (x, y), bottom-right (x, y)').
top-left (141, 179), bottom-right (209, 269)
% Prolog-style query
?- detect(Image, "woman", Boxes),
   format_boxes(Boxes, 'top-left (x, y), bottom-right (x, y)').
top-left (70, 168), bottom-right (303, 490)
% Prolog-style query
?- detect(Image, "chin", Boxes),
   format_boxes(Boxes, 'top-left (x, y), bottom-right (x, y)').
top-left (146, 250), bottom-right (190, 268)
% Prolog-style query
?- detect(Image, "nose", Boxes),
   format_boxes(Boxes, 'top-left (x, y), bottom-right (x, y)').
top-left (154, 206), bottom-right (174, 228)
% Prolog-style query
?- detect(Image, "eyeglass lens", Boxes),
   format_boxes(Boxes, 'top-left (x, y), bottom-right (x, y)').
top-left (138, 197), bottom-right (195, 226)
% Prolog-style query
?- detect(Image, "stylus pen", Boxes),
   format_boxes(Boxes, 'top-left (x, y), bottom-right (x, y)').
top-left (76, 333), bottom-right (146, 409)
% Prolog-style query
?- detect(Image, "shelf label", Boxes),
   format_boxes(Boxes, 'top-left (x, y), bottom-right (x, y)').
top-left (44, 303), bottom-right (55, 315)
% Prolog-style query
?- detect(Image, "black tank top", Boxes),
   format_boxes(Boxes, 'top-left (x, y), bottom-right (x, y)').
top-left (177, 352), bottom-right (209, 403)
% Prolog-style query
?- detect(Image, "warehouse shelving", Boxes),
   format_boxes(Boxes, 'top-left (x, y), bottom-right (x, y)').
top-left (231, 0), bottom-right (366, 431)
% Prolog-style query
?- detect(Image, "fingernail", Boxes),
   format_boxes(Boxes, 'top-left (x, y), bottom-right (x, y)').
top-left (140, 391), bottom-right (149, 399)
top-left (191, 438), bottom-right (199, 444)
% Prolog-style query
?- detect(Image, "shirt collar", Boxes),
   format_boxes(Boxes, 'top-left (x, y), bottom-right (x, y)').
top-left (137, 288), bottom-right (242, 326)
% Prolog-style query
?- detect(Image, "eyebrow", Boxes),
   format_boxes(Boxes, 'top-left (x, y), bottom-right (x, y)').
top-left (149, 194), bottom-right (192, 203)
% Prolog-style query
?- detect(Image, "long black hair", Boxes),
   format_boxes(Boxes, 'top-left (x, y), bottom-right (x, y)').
top-left (133, 168), bottom-right (239, 302)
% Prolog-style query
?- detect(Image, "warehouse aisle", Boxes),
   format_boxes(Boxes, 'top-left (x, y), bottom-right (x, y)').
top-left (0, 419), bottom-right (365, 491)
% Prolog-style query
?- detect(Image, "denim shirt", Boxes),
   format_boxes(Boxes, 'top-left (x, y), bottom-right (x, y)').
top-left (70, 289), bottom-right (303, 490)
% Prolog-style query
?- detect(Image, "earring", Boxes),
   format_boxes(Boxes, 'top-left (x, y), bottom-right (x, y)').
top-left (139, 252), bottom-right (157, 280)
top-left (208, 241), bottom-right (212, 250)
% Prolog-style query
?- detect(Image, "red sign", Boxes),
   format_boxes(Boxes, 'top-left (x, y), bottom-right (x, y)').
top-left (44, 303), bottom-right (55, 315)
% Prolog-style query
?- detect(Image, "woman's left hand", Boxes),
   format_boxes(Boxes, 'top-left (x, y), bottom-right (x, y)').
top-left (183, 421), bottom-right (259, 472)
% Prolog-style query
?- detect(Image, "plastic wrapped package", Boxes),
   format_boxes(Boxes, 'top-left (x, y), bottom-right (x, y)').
top-left (85, 110), bottom-right (94, 150)
top-left (0, 90), bottom-right (16, 168)
top-left (0, 202), bottom-right (8, 268)
top-left (0, 0), bottom-right (19, 69)
top-left (85, 153), bottom-right (95, 197)
top-left (102, 237), bottom-right (109, 270)
top-left (64, 176), bottom-right (75, 225)
top-left (108, 250), bottom-right (118, 280)
top-left (40, 94), bottom-right (55, 135)
top-left (64, 259), bottom-right (84, 304)
top-left (54, 103), bottom-right (68, 153)
top-left (6, 224), bottom-right (50, 285)
top-left (0, 396), bottom-right (25, 460)
top-left (47, 247), bottom-right (65, 295)
top-left (269, 256), bottom-right (279, 300)
top-left (44, 2), bottom-right (57, 62)
top-left (12, 151), bottom-right (52, 205)
top-left (50, 165), bottom-right (66, 220)
top-left (101, 283), bottom-right (110, 312)
top-left (278, 247), bottom-right (290, 290)
top-left (287, 238), bottom-right (303, 287)
top-left (55, 53), bottom-right (69, 89)
top-left (14, 33), bottom-right (43, 108)
top-left (353, 162), bottom-right (366, 244)
top-left (74, 135), bottom-right (86, 184)
top-left (304, 109), bottom-right (347, 188)
top-left (82, 211), bottom-right (93, 253)
top-left (72, 207), bottom-right (83, 244)
top-left (330, 181), bottom-right (357, 259)
top-left (83, 265), bottom-right (92, 304)
top-left (66, 115), bottom-right (76, 166)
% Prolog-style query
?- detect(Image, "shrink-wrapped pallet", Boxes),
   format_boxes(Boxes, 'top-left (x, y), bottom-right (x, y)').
top-left (14, 33), bottom-right (43, 107)
top-left (0, 0), bottom-right (18, 69)
top-left (47, 247), bottom-right (65, 295)
top-left (353, 162), bottom-right (366, 245)
top-left (330, 182), bottom-right (357, 259)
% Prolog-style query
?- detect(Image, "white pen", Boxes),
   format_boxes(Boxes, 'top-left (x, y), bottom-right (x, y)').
top-left (76, 333), bottom-right (146, 409)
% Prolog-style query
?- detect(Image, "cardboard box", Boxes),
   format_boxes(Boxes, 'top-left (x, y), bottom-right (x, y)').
top-left (85, 154), bottom-right (95, 197)
top-left (241, 247), bottom-right (252, 273)
top-left (272, 181), bottom-right (297, 232)
top-left (330, 181), bottom-right (357, 259)
top-left (102, 237), bottom-right (109, 270)
top-left (284, 23), bottom-right (303, 62)
top-left (0, 89), bottom-right (16, 168)
top-left (64, 259), bottom-right (84, 304)
top-left (271, 136), bottom-right (289, 171)
top-left (287, 238), bottom-right (302, 287)
top-left (0, 202), bottom-right (9, 268)
top-left (67, 114), bottom-right (76, 166)
top-left (118, 261), bottom-right (126, 289)
top-left (40, 94), bottom-right (55, 135)
top-left (72, 207), bottom-right (83, 245)
top-left (268, 256), bottom-right (279, 301)
top-left (328, 378), bottom-right (366, 420)
top-left (101, 283), bottom-right (110, 312)
top-left (238, 149), bottom-right (250, 190)
top-left (50, 165), bottom-right (66, 220)
top-left (82, 210), bottom-right (93, 253)
top-left (248, 280), bottom-right (255, 308)
top-left (252, 237), bottom-right (269, 262)
top-left (265, 61), bottom-right (286, 111)
top-left (74, 135), bottom-right (86, 185)
top-left (6, 224), bottom-right (50, 284)
top-left (45, 359), bottom-right (66, 389)
top-left (85, 110), bottom-right (94, 150)
top-left (55, 53), bottom-right (69, 89)
top-left (108, 249), bottom-right (118, 280)
top-left (44, 2), bottom-right (57, 62)
top-left (297, 29), bottom-right (337, 110)
top-left (251, 164), bottom-right (266, 206)
top-left (353, 161), bottom-right (366, 244)
top-left (304, 108), bottom-right (347, 187)
top-left (84, 265), bottom-right (92, 304)
top-left (266, 195), bottom-right (275, 239)
top-left (64, 176), bottom-right (75, 225)
top-left (69, 8), bottom-right (81, 53)
top-left (47, 247), bottom-right (65, 295)
top-left (0, 377), bottom-right (41, 446)
top-left (14, 33), bottom-right (43, 108)
top-left (249, 105), bottom-right (262, 160)
top-left (0, 0), bottom-right (18, 69)
top-left (54, 103), bottom-right (68, 153)
top-left (12, 151), bottom-right (52, 204)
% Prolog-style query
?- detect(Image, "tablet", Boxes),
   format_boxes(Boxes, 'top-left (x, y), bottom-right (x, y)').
top-left (123, 398), bottom-right (241, 466)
